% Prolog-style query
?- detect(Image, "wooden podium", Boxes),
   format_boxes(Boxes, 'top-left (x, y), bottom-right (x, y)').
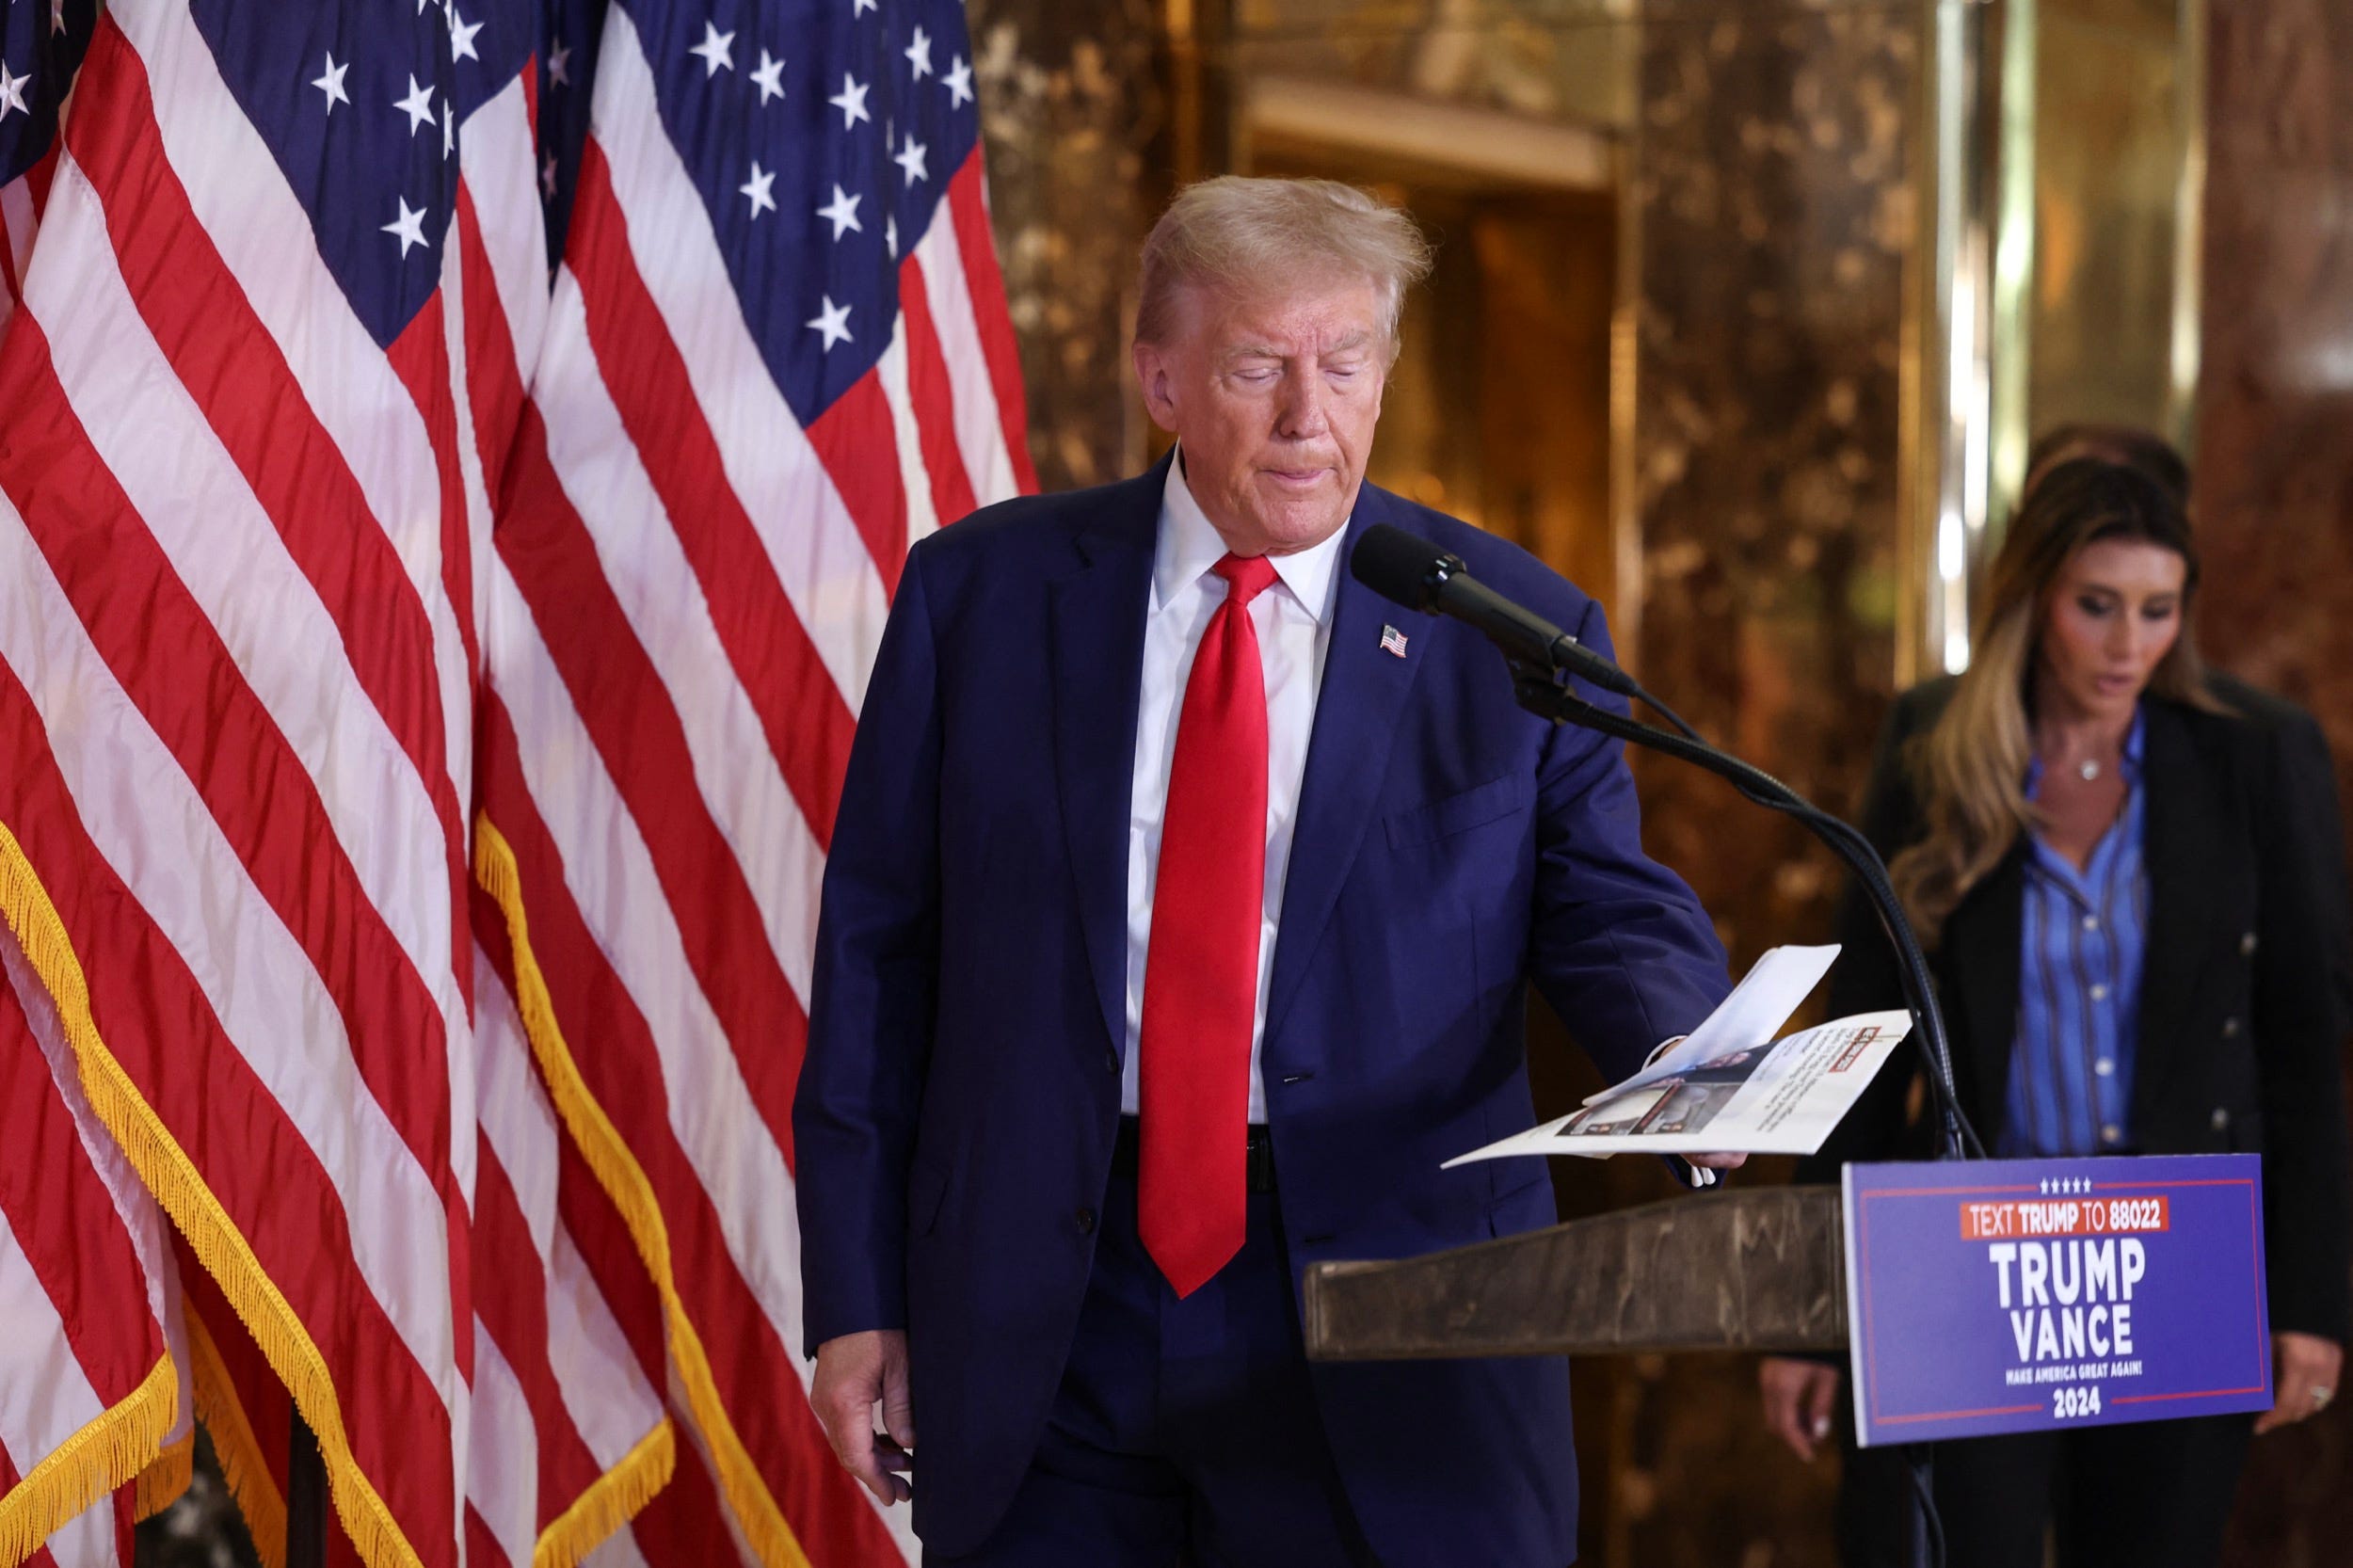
top-left (1302, 1186), bottom-right (1848, 1361)
top-left (1303, 1185), bottom-right (1951, 1568)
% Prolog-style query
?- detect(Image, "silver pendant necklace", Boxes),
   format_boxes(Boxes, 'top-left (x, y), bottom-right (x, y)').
top-left (2076, 759), bottom-right (2101, 783)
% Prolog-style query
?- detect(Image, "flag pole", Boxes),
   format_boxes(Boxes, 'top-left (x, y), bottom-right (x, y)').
top-left (287, 1401), bottom-right (328, 1568)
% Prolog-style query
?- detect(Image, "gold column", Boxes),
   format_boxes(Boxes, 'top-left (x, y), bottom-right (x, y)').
top-left (1990, 0), bottom-right (2038, 533)
top-left (1898, 0), bottom-right (1998, 683)
top-left (2166, 0), bottom-right (2206, 452)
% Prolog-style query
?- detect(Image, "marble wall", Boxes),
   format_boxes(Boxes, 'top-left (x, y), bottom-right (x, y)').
top-left (1626, 6), bottom-right (1913, 964)
top-left (2193, 0), bottom-right (2353, 1558)
top-left (964, 0), bottom-right (1161, 492)
top-left (1557, 11), bottom-right (1920, 1565)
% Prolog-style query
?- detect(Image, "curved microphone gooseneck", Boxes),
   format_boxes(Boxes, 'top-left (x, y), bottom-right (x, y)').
top-left (1349, 523), bottom-right (1981, 1163)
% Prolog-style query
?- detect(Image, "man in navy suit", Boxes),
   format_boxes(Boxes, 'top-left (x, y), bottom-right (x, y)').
top-left (797, 177), bottom-right (1738, 1565)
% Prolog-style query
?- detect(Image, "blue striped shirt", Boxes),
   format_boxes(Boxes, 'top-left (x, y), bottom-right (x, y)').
top-left (2000, 708), bottom-right (2151, 1157)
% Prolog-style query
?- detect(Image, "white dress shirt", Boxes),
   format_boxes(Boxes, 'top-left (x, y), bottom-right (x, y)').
top-left (1122, 455), bottom-right (1345, 1123)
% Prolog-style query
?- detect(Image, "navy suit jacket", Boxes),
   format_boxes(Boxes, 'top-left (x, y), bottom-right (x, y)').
top-left (796, 458), bottom-right (1732, 1561)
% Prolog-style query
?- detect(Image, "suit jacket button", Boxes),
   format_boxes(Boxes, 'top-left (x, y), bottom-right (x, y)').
top-left (1074, 1207), bottom-right (1097, 1236)
top-left (2211, 1108), bottom-right (2231, 1132)
top-left (1104, 1049), bottom-right (1119, 1074)
top-left (2241, 931), bottom-right (2258, 956)
top-left (2221, 1016), bottom-right (2242, 1039)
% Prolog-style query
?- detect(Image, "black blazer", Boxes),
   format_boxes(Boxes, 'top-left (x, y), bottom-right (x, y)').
top-left (1807, 678), bottom-right (2353, 1343)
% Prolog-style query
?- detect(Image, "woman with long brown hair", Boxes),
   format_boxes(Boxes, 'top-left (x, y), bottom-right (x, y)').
top-left (1757, 458), bottom-right (2352, 1566)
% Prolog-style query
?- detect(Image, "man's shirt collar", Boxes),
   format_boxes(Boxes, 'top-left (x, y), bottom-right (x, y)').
top-left (1154, 448), bottom-right (1346, 623)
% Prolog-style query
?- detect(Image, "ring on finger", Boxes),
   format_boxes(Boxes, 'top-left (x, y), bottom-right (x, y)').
top-left (2313, 1385), bottom-right (2334, 1407)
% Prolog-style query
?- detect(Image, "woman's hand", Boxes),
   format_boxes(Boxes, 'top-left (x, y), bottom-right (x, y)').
top-left (2254, 1331), bottom-right (2343, 1434)
top-left (1759, 1355), bottom-right (1843, 1461)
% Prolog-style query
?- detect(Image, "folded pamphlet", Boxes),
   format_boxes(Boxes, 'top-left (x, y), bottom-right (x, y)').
top-left (1444, 944), bottom-right (1910, 1165)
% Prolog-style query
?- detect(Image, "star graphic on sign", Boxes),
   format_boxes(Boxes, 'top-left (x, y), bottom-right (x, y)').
top-left (394, 73), bottom-right (438, 136)
top-left (548, 38), bottom-right (572, 87)
top-left (853, 0), bottom-right (878, 15)
top-left (383, 197), bottom-right (430, 256)
top-left (450, 7), bottom-right (483, 62)
top-left (751, 49), bottom-right (786, 104)
top-left (904, 25), bottom-right (933, 80)
top-left (312, 53), bottom-right (351, 114)
top-left (807, 296), bottom-right (854, 351)
top-left (943, 55), bottom-right (973, 108)
top-left (691, 22), bottom-right (735, 77)
top-left (894, 132), bottom-right (928, 186)
top-left (541, 151), bottom-right (558, 198)
top-left (0, 62), bottom-right (25, 123)
top-left (885, 213), bottom-right (898, 259)
top-left (816, 184), bottom-right (863, 240)
top-left (828, 72), bottom-right (871, 130)
top-left (740, 161), bottom-right (776, 218)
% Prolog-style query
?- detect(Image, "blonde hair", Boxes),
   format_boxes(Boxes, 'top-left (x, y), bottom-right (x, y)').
top-left (1134, 177), bottom-right (1433, 357)
top-left (1891, 460), bottom-right (2219, 943)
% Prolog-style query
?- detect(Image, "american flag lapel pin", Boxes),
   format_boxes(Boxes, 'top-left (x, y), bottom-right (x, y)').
top-left (1379, 624), bottom-right (1410, 658)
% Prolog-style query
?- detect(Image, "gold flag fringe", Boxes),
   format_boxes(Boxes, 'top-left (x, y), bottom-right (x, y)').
top-left (0, 823), bottom-right (420, 1568)
top-left (134, 1434), bottom-right (196, 1522)
top-left (0, 1354), bottom-right (176, 1566)
top-left (473, 816), bottom-right (810, 1568)
top-left (533, 1418), bottom-right (676, 1568)
top-left (185, 1302), bottom-right (288, 1568)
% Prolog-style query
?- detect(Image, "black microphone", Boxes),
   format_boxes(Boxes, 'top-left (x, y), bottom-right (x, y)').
top-left (1349, 523), bottom-right (1639, 697)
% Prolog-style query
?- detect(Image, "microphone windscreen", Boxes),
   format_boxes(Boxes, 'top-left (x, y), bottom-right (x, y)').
top-left (1350, 523), bottom-right (1448, 612)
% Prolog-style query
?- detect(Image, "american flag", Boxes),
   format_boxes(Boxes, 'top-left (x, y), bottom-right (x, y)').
top-left (0, 0), bottom-right (1029, 1560)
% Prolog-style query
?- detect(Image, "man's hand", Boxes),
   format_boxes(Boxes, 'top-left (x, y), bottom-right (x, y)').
top-left (811, 1329), bottom-right (917, 1504)
top-left (2254, 1331), bottom-right (2343, 1435)
top-left (1759, 1356), bottom-right (1841, 1462)
top-left (1686, 1152), bottom-right (1748, 1171)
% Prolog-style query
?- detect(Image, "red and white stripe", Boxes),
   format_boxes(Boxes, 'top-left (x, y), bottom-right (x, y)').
top-left (0, 149), bottom-right (56, 344)
top-left (465, 951), bottom-right (668, 1568)
top-left (472, 2), bottom-right (1029, 1559)
top-left (451, 50), bottom-right (689, 1568)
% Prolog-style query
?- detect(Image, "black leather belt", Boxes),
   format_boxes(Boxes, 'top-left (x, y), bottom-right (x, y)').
top-left (1112, 1117), bottom-right (1276, 1193)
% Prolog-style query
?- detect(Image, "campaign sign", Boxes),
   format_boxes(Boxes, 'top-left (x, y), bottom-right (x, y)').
top-left (1843, 1156), bottom-right (2271, 1448)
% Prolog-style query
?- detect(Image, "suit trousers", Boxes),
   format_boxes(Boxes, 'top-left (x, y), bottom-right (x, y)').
top-left (1841, 1415), bottom-right (2252, 1568)
top-left (928, 1150), bottom-right (1380, 1567)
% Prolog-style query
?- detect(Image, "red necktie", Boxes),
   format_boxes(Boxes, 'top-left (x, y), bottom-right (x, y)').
top-left (1139, 552), bottom-right (1277, 1298)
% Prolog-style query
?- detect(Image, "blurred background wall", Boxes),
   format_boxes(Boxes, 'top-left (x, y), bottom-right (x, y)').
top-left (2194, 3), bottom-right (2353, 1557)
top-left (958, 1), bottom-right (2353, 1563)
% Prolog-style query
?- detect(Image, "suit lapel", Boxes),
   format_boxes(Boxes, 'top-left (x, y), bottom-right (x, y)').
top-left (1945, 846), bottom-right (2025, 1141)
top-left (1048, 459), bottom-right (1166, 1058)
top-left (1263, 488), bottom-right (1427, 1046)
top-left (2131, 701), bottom-right (2222, 1129)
